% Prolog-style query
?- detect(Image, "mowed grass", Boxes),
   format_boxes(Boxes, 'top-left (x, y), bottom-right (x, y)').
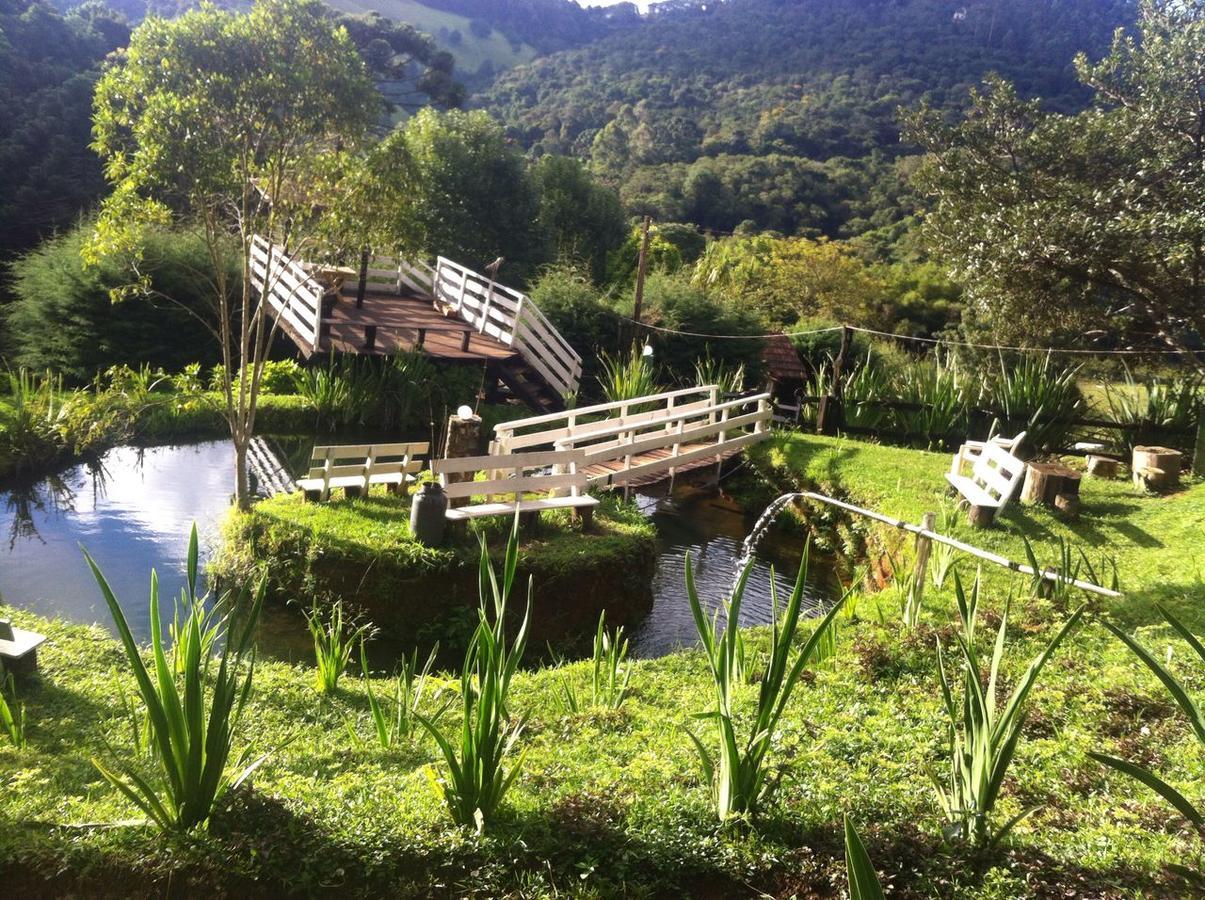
top-left (326, 0), bottom-right (536, 74)
top-left (1, 434), bottom-right (1201, 896)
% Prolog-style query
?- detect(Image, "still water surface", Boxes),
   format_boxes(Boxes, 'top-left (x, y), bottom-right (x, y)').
top-left (0, 442), bottom-right (817, 660)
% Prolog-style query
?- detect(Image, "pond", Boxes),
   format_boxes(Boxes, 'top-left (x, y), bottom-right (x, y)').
top-left (0, 441), bottom-right (821, 661)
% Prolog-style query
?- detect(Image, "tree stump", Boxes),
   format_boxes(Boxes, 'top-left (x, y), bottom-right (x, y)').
top-left (443, 412), bottom-right (482, 509)
top-left (1132, 446), bottom-right (1181, 491)
top-left (1054, 492), bottom-right (1080, 519)
top-left (1086, 455), bottom-right (1119, 478)
top-left (1021, 462), bottom-right (1082, 507)
top-left (967, 504), bottom-right (996, 529)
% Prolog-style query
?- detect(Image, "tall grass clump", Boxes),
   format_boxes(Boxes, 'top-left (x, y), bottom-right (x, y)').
top-left (555, 611), bottom-right (634, 713)
top-left (293, 352), bottom-right (439, 431)
top-left (988, 352), bottom-right (1082, 453)
top-left (0, 671), bottom-right (27, 748)
top-left (304, 600), bottom-right (372, 695)
top-left (686, 541), bottom-right (849, 822)
top-left (0, 368), bottom-right (72, 466)
top-left (597, 344), bottom-right (660, 403)
top-left (1105, 369), bottom-right (1203, 455)
top-left (1089, 605), bottom-right (1203, 872)
top-left (84, 525), bottom-right (267, 831)
top-left (930, 503), bottom-right (962, 590)
top-left (694, 350), bottom-right (747, 396)
top-left (352, 642), bottom-right (446, 750)
top-left (888, 353), bottom-right (969, 448)
top-left (931, 572), bottom-right (1083, 848)
top-left (420, 516), bottom-right (530, 832)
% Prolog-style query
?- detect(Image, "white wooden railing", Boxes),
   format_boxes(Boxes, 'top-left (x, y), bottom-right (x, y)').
top-left (250, 236), bottom-right (324, 354)
top-left (366, 252), bottom-right (437, 299)
top-left (433, 257), bottom-right (583, 400)
top-left (491, 387), bottom-right (773, 488)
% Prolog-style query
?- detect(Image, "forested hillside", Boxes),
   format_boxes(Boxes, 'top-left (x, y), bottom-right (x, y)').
top-left (481, 0), bottom-right (1137, 238)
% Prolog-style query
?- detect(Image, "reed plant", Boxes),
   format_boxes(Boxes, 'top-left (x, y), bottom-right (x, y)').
top-left (930, 503), bottom-right (962, 591)
top-left (845, 816), bottom-right (886, 900)
top-left (304, 600), bottom-right (373, 695)
top-left (420, 516), bottom-right (530, 832)
top-left (1021, 535), bottom-right (1119, 604)
top-left (1089, 605), bottom-right (1203, 881)
top-left (555, 612), bottom-right (634, 713)
top-left (352, 642), bottom-right (446, 750)
top-left (84, 525), bottom-right (267, 831)
top-left (886, 550), bottom-right (925, 629)
top-left (1105, 369), bottom-right (1202, 455)
top-left (0, 671), bottom-right (26, 749)
top-left (0, 368), bottom-right (71, 462)
top-left (988, 352), bottom-right (1082, 453)
top-left (694, 350), bottom-right (747, 396)
top-left (888, 353), bottom-right (970, 448)
top-left (931, 571), bottom-right (1084, 848)
top-left (598, 344), bottom-right (660, 403)
top-left (685, 541), bottom-right (850, 822)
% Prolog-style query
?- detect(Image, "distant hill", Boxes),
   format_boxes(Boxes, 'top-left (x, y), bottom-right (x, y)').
top-left (479, 0), bottom-right (1138, 240)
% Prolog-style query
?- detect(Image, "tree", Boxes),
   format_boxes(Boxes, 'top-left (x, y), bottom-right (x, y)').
top-left (87, 0), bottom-right (379, 508)
top-left (906, 1), bottom-right (1205, 351)
top-left (533, 156), bottom-right (625, 283)
top-left (378, 108), bottom-right (545, 281)
top-left (338, 12), bottom-right (464, 113)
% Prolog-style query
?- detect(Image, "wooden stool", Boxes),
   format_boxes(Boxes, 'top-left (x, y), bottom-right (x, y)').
top-left (1021, 462), bottom-right (1082, 518)
top-left (1132, 446), bottom-right (1182, 491)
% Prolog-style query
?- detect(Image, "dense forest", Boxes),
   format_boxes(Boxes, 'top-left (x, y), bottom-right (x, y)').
top-left (481, 0), bottom-right (1137, 237)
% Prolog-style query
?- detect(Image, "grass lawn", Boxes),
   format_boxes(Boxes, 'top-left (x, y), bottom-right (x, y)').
top-left (1, 434), bottom-right (1201, 897)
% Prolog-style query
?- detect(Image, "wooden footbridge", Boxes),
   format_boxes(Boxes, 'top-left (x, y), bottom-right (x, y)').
top-left (491, 386), bottom-right (773, 490)
top-left (250, 237), bottom-right (582, 412)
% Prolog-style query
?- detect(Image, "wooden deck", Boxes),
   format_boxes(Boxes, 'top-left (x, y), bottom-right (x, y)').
top-left (297, 287), bottom-right (519, 362)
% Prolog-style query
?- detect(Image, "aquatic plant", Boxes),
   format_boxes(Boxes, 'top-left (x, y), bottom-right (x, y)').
top-left (84, 524), bottom-right (267, 831)
top-left (420, 515), bottom-right (530, 832)
top-left (685, 541), bottom-right (849, 822)
top-left (353, 642), bottom-right (447, 750)
top-left (931, 571), bottom-right (1083, 848)
top-left (845, 816), bottom-right (886, 900)
top-left (304, 600), bottom-right (372, 695)
top-left (1089, 605), bottom-right (1203, 876)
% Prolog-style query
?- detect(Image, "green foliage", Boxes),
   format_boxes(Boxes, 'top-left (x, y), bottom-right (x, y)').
top-left (844, 816), bottom-right (886, 900)
top-left (7, 223), bottom-right (234, 381)
top-left (0, 672), bottom-right (27, 749)
top-left (685, 542), bottom-right (849, 822)
top-left (352, 642), bottom-right (447, 750)
top-left (932, 572), bottom-right (1084, 848)
top-left (290, 352), bottom-right (453, 432)
top-left (1090, 606), bottom-right (1204, 848)
top-left (1105, 369), bottom-right (1203, 455)
top-left (555, 611), bottom-right (633, 714)
top-left (527, 265), bottom-right (620, 380)
top-left (603, 221), bottom-right (685, 287)
top-left (84, 525), bottom-right (267, 832)
top-left (304, 600), bottom-right (373, 695)
top-left (907, 1), bottom-right (1205, 348)
top-left (986, 353), bottom-right (1083, 455)
top-left (419, 516), bottom-right (530, 831)
top-left (597, 344), bottom-right (660, 404)
top-left (533, 155), bottom-right (626, 284)
top-left (693, 350), bottom-right (746, 396)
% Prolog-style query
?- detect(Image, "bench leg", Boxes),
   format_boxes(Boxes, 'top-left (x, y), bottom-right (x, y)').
top-left (303, 489), bottom-right (322, 503)
top-left (967, 504), bottom-right (995, 529)
top-left (343, 485), bottom-right (363, 500)
top-left (520, 510), bottom-right (541, 531)
top-left (574, 506), bottom-right (595, 532)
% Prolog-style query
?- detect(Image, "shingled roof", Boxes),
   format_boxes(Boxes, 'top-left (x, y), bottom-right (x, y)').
top-left (761, 333), bottom-right (805, 382)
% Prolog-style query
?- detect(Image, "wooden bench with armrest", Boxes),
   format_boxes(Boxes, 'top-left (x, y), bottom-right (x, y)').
top-left (430, 448), bottom-right (599, 528)
top-left (296, 441), bottom-right (428, 502)
top-left (944, 442), bottom-right (1027, 528)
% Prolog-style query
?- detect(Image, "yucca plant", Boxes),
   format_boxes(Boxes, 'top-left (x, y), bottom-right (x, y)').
top-left (0, 671), bottom-right (26, 749)
top-left (1089, 605), bottom-right (1203, 872)
top-left (988, 352), bottom-right (1083, 454)
top-left (1021, 535), bottom-right (1119, 604)
top-left (842, 353), bottom-right (893, 432)
top-left (84, 525), bottom-right (267, 831)
top-left (845, 816), bottom-right (886, 900)
top-left (597, 344), bottom-right (660, 403)
top-left (304, 600), bottom-right (372, 695)
top-left (889, 353), bottom-right (970, 448)
top-left (419, 515), bottom-right (530, 832)
top-left (1105, 370), bottom-right (1203, 456)
top-left (930, 503), bottom-right (962, 591)
top-left (685, 541), bottom-right (850, 822)
top-left (931, 571), bottom-right (1084, 848)
top-left (694, 350), bottom-right (747, 396)
top-left (352, 641), bottom-right (447, 750)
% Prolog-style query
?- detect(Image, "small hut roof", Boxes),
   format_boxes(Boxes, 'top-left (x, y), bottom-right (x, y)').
top-left (761, 333), bottom-right (805, 382)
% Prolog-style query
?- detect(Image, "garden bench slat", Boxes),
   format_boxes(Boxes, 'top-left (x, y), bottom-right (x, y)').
top-left (432, 448), bottom-right (599, 527)
top-left (944, 442), bottom-right (1026, 527)
top-left (297, 441), bottom-right (429, 501)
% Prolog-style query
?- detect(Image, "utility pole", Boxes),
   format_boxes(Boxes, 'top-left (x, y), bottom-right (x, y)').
top-left (631, 216), bottom-right (652, 345)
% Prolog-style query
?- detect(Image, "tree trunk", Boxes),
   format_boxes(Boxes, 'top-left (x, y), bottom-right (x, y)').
top-left (1132, 446), bottom-right (1182, 491)
top-left (1021, 462), bottom-right (1081, 506)
top-left (234, 437), bottom-right (251, 510)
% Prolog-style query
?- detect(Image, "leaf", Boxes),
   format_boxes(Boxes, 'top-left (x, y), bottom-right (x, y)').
top-left (844, 816), bottom-right (886, 900)
top-left (1089, 752), bottom-right (1203, 827)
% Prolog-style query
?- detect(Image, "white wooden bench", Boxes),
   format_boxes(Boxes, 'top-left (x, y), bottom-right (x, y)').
top-left (949, 430), bottom-right (1027, 478)
top-left (944, 442), bottom-right (1027, 528)
top-left (0, 618), bottom-right (47, 675)
top-left (431, 448), bottom-right (600, 528)
top-left (297, 441), bottom-right (428, 501)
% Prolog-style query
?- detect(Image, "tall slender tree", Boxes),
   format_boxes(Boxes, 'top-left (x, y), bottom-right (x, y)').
top-left (86, 0), bottom-right (380, 507)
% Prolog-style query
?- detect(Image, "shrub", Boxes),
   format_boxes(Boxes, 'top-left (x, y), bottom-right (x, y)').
top-left (597, 344), bottom-right (661, 403)
top-left (529, 264), bottom-right (620, 380)
top-left (84, 525), bottom-right (267, 832)
top-left (986, 352), bottom-right (1083, 454)
top-left (1105, 369), bottom-right (1202, 455)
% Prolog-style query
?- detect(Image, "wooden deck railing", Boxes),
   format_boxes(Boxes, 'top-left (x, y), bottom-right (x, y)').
top-left (492, 387), bottom-right (773, 488)
top-left (433, 257), bottom-right (582, 400)
top-left (250, 236), bottom-right (324, 353)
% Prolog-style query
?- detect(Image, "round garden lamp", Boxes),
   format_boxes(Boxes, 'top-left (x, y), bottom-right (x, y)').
top-left (410, 480), bottom-right (448, 546)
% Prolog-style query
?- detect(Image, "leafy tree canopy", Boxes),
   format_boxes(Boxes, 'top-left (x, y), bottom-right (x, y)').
top-left (906, 0), bottom-right (1205, 351)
